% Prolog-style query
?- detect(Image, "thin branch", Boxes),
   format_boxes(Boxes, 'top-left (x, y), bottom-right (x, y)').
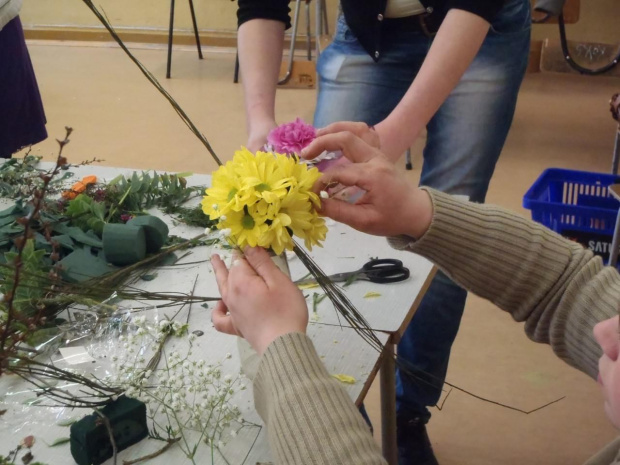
top-left (80, 0), bottom-right (222, 166)
top-left (122, 438), bottom-right (180, 465)
top-left (96, 410), bottom-right (118, 465)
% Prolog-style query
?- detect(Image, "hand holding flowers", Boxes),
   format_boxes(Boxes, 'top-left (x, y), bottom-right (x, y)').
top-left (304, 131), bottom-right (434, 240)
top-left (211, 247), bottom-right (308, 355)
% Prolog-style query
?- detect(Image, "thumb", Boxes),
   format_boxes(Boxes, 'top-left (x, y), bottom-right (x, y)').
top-left (319, 198), bottom-right (376, 232)
top-left (211, 301), bottom-right (240, 336)
top-left (314, 163), bottom-right (373, 194)
top-left (302, 132), bottom-right (381, 163)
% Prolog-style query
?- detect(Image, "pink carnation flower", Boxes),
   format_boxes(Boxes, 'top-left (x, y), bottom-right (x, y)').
top-left (267, 118), bottom-right (316, 154)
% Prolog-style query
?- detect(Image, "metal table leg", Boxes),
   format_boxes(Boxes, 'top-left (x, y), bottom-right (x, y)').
top-left (188, 0), bottom-right (203, 60)
top-left (380, 339), bottom-right (398, 465)
top-left (166, 0), bottom-right (175, 79)
top-left (405, 148), bottom-right (413, 170)
top-left (612, 128), bottom-right (620, 176)
top-left (234, 52), bottom-right (240, 83)
top-left (321, 0), bottom-right (329, 35)
top-left (306, 0), bottom-right (312, 61)
top-left (609, 207), bottom-right (620, 267)
top-left (315, 0), bottom-right (321, 58)
top-left (279, 0), bottom-right (301, 85)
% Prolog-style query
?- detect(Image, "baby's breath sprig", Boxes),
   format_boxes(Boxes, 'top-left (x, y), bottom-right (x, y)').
top-left (106, 316), bottom-right (251, 464)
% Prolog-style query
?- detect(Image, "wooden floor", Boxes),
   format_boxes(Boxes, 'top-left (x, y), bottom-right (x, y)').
top-left (21, 40), bottom-right (620, 464)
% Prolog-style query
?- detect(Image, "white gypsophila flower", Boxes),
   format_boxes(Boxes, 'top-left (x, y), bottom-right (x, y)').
top-left (219, 228), bottom-right (230, 237)
top-left (204, 227), bottom-right (211, 235)
top-left (225, 353), bottom-right (232, 359)
top-left (224, 375), bottom-right (232, 384)
top-left (230, 430), bottom-right (237, 438)
top-left (320, 190), bottom-right (329, 199)
top-left (212, 204), bottom-right (218, 210)
top-left (133, 316), bottom-right (146, 326)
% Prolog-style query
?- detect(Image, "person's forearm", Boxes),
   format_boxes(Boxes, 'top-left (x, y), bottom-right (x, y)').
top-left (254, 333), bottom-right (386, 464)
top-left (395, 189), bottom-right (616, 379)
top-left (375, 9), bottom-right (489, 161)
top-left (238, 19), bottom-right (285, 136)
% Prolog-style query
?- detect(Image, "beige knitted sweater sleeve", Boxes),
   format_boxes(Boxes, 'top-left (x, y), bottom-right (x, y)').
top-left (254, 332), bottom-right (387, 464)
top-left (396, 188), bottom-right (620, 379)
top-left (252, 187), bottom-right (620, 464)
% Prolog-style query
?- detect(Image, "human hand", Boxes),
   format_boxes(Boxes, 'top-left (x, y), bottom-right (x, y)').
top-left (211, 247), bottom-right (309, 355)
top-left (316, 121), bottom-right (381, 150)
top-left (312, 121), bottom-right (381, 202)
top-left (303, 132), bottom-right (433, 239)
top-left (247, 119), bottom-right (278, 153)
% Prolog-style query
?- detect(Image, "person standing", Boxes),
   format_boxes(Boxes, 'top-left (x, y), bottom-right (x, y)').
top-left (235, 1), bottom-right (531, 462)
top-left (0, 0), bottom-right (47, 158)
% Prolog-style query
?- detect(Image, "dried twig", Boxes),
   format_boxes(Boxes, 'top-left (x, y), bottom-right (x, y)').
top-left (123, 438), bottom-right (180, 465)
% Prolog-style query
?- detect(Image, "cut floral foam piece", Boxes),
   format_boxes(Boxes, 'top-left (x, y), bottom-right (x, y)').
top-left (102, 223), bottom-right (147, 266)
top-left (126, 215), bottom-right (169, 252)
top-left (59, 248), bottom-right (118, 283)
top-left (62, 175), bottom-right (98, 200)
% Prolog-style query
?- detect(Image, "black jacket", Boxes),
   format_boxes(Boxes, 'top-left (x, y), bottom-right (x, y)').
top-left (237, 0), bottom-right (505, 61)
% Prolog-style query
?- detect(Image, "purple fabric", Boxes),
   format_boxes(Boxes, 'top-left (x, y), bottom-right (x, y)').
top-left (0, 16), bottom-right (47, 158)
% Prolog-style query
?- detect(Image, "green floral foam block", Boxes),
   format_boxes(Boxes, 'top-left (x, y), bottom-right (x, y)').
top-left (70, 396), bottom-right (148, 465)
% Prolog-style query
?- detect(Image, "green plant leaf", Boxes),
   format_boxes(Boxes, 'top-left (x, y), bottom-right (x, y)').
top-left (56, 418), bottom-right (77, 427)
top-left (46, 437), bottom-right (70, 447)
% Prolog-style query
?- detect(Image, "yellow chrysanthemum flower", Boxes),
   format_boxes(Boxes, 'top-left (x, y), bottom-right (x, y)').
top-left (220, 204), bottom-right (270, 249)
top-left (202, 148), bottom-right (327, 254)
top-left (201, 161), bottom-right (253, 218)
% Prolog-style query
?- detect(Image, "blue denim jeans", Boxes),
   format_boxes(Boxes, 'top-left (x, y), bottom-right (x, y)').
top-left (314, 0), bottom-right (531, 421)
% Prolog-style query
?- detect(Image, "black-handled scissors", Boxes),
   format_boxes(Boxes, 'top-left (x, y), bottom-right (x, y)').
top-left (296, 258), bottom-right (410, 285)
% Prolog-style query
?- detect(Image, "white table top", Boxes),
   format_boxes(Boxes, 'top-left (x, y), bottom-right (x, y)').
top-left (0, 163), bottom-right (435, 464)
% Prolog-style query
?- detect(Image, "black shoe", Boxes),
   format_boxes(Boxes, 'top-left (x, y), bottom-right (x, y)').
top-left (397, 416), bottom-right (439, 465)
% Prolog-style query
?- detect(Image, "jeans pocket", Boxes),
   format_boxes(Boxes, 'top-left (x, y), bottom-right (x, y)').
top-left (333, 15), bottom-right (358, 43)
top-left (489, 0), bottom-right (532, 35)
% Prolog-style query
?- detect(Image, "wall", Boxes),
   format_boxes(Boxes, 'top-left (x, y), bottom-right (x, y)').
top-left (20, 0), bottom-right (341, 41)
top-left (19, 0), bottom-right (620, 48)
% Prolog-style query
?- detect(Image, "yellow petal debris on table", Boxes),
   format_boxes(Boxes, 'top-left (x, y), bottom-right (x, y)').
top-left (363, 291), bottom-right (382, 298)
top-left (332, 374), bottom-right (356, 384)
top-left (298, 282), bottom-right (320, 290)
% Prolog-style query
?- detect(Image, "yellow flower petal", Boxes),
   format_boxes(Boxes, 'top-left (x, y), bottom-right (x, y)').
top-left (332, 374), bottom-right (356, 384)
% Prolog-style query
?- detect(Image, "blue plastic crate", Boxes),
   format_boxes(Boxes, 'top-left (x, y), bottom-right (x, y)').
top-left (523, 168), bottom-right (620, 263)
